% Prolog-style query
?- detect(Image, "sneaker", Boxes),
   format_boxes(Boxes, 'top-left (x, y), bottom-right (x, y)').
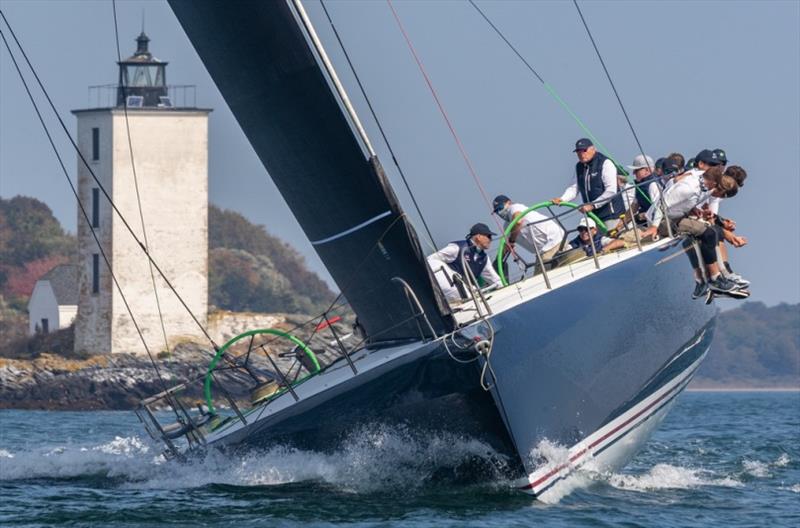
top-left (726, 272), bottom-right (751, 287)
top-left (692, 281), bottom-right (709, 299)
top-left (708, 276), bottom-right (739, 294)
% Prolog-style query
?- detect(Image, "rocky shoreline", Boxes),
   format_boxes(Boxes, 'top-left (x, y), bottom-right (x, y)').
top-left (0, 312), bottom-right (346, 410)
top-left (0, 345), bottom-right (213, 410)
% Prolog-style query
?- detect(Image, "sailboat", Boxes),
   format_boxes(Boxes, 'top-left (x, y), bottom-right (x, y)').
top-left (135, 0), bottom-right (716, 499)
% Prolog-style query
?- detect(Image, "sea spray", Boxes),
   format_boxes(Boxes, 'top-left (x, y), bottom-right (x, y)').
top-left (0, 423), bottom-right (512, 494)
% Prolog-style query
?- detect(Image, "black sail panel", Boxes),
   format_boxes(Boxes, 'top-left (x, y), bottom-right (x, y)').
top-left (168, 0), bottom-right (453, 340)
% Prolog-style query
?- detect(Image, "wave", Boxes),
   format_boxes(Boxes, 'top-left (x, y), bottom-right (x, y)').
top-left (607, 463), bottom-right (742, 492)
top-left (0, 424), bottom-right (512, 494)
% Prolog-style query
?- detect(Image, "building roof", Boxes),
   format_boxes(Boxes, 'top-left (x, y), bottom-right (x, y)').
top-left (41, 264), bottom-right (78, 305)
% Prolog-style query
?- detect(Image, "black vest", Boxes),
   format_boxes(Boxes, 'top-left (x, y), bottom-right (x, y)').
top-left (446, 239), bottom-right (487, 279)
top-left (634, 174), bottom-right (662, 213)
top-left (575, 152), bottom-right (625, 221)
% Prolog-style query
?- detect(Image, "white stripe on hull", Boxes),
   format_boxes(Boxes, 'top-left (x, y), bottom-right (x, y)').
top-left (518, 344), bottom-right (709, 499)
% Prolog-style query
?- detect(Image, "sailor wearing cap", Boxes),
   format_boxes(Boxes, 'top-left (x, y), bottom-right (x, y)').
top-left (713, 148), bottom-right (728, 168)
top-left (624, 154), bottom-right (663, 227)
top-left (492, 195), bottom-right (565, 266)
top-left (568, 217), bottom-right (626, 256)
top-left (552, 138), bottom-right (625, 228)
top-left (694, 148), bottom-right (728, 215)
top-left (427, 222), bottom-right (502, 302)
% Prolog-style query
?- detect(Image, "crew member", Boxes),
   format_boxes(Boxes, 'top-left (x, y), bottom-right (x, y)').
top-left (552, 138), bottom-right (625, 228)
top-left (619, 154), bottom-right (662, 227)
top-left (492, 195), bottom-right (565, 268)
top-left (642, 166), bottom-right (747, 299)
top-left (427, 223), bottom-right (502, 302)
top-left (568, 217), bottom-right (627, 256)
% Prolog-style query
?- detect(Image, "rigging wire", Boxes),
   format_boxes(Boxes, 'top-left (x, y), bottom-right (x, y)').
top-left (572, 0), bottom-right (651, 170)
top-left (385, 0), bottom-right (497, 219)
top-left (0, 9), bottom-right (221, 354)
top-left (111, 0), bottom-right (172, 357)
top-left (466, 0), bottom-right (625, 174)
top-left (319, 0), bottom-right (438, 250)
top-left (0, 21), bottom-right (180, 419)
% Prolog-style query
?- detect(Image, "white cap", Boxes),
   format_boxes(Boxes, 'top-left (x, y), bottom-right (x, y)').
top-left (578, 217), bottom-right (596, 229)
top-left (627, 154), bottom-right (655, 171)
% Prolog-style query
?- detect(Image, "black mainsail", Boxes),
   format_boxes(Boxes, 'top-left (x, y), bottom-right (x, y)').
top-left (169, 0), bottom-right (452, 341)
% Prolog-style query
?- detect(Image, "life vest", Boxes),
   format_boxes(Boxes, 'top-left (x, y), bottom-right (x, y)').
top-left (575, 152), bottom-right (625, 221)
top-left (635, 174), bottom-right (663, 212)
top-left (446, 239), bottom-right (487, 279)
top-left (579, 231), bottom-right (606, 257)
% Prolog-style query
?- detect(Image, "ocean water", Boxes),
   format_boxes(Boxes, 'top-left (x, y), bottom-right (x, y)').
top-left (0, 391), bottom-right (798, 527)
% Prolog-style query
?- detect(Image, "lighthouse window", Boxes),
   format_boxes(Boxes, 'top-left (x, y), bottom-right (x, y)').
top-left (92, 188), bottom-right (99, 228)
top-left (91, 127), bottom-right (99, 160)
top-left (92, 254), bottom-right (100, 294)
top-left (126, 64), bottom-right (165, 88)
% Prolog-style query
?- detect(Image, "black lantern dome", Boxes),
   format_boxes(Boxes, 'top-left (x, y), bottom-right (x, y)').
top-left (116, 31), bottom-right (169, 107)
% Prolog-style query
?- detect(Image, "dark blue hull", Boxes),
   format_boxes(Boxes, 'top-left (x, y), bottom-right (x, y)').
top-left (211, 239), bottom-right (715, 489)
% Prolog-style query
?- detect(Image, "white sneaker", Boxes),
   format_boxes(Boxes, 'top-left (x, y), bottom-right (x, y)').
top-left (727, 272), bottom-right (750, 287)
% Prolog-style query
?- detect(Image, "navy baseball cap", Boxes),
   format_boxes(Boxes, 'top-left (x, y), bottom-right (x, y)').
top-left (713, 148), bottom-right (728, 165)
top-left (468, 222), bottom-right (497, 238)
top-left (573, 138), bottom-right (593, 151)
top-left (695, 149), bottom-right (722, 166)
top-left (492, 194), bottom-right (510, 213)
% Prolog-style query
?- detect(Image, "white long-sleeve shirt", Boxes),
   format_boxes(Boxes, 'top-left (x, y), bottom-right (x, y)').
top-left (427, 243), bottom-right (501, 288)
top-left (646, 171), bottom-right (707, 227)
top-left (501, 203), bottom-right (564, 261)
top-left (559, 158), bottom-right (618, 208)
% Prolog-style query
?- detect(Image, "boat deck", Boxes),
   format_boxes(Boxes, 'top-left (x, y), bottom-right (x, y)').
top-left (451, 237), bottom-right (677, 326)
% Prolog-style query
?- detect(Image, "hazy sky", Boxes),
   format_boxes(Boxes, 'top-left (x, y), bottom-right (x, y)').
top-left (1, 0), bottom-right (799, 306)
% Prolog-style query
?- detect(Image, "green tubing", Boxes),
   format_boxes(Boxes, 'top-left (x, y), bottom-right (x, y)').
top-left (495, 201), bottom-right (607, 287)
top-left (204, 328), bottom-right (319, 415)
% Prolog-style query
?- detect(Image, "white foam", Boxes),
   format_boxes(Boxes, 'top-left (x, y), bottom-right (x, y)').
top-left (0, 448), bottom-right (14, 458)
top-left (789, 484), bottom-right (800, 493)
top-left (524, 439), bottom-right (600, 505)
top-left (607, 464), bottom-right (742, 492)
top-left (775, 453), bottom-right (791, 467)
top-left (743, 459), bottom-right (770, 478)
top-left (0, 425), bottom-right (509, 494)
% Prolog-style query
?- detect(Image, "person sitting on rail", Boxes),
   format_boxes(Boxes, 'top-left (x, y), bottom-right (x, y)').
top-left (660, 153), bottom-right (685, 187)
top-left (641, 165), bottom-right (747, 299)
top-left (492, 195), bottom-right (565, 271)
top-left (699, 164), bottom-right (750, 288)
top-left (427, 222), bottom-right (502, 302)
top-left (552, 138), bottom-right (626, 230)
top-left (615, 154), bottom-right (663, 228)
top-left (667, 152), bottom-right (685, 172)
top-left (568, 217), bottom-right (627, 256)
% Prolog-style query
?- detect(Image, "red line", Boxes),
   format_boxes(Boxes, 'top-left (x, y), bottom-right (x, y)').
top-left (522, 376), bottom-right (685, 490)
top-left (386, 0), bottom-right (499, 222)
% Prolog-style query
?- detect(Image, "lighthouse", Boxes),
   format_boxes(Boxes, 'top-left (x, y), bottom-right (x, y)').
top-left (72, 32), bottom-right (211, 355)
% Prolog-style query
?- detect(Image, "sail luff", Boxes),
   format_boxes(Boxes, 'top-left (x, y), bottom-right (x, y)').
top-left (290, 0), bottom-right (376, 158)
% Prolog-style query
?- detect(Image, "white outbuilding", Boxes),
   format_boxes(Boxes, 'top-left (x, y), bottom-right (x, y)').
top-left (27, 264), bottom-right (78, 335)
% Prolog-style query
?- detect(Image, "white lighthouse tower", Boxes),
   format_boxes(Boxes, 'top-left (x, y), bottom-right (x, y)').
top-left (73, 32), bottom-right (211, 355)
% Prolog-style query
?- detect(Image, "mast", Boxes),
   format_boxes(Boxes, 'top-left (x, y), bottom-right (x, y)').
top-left (291, 0), bottom-right (376, 158)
